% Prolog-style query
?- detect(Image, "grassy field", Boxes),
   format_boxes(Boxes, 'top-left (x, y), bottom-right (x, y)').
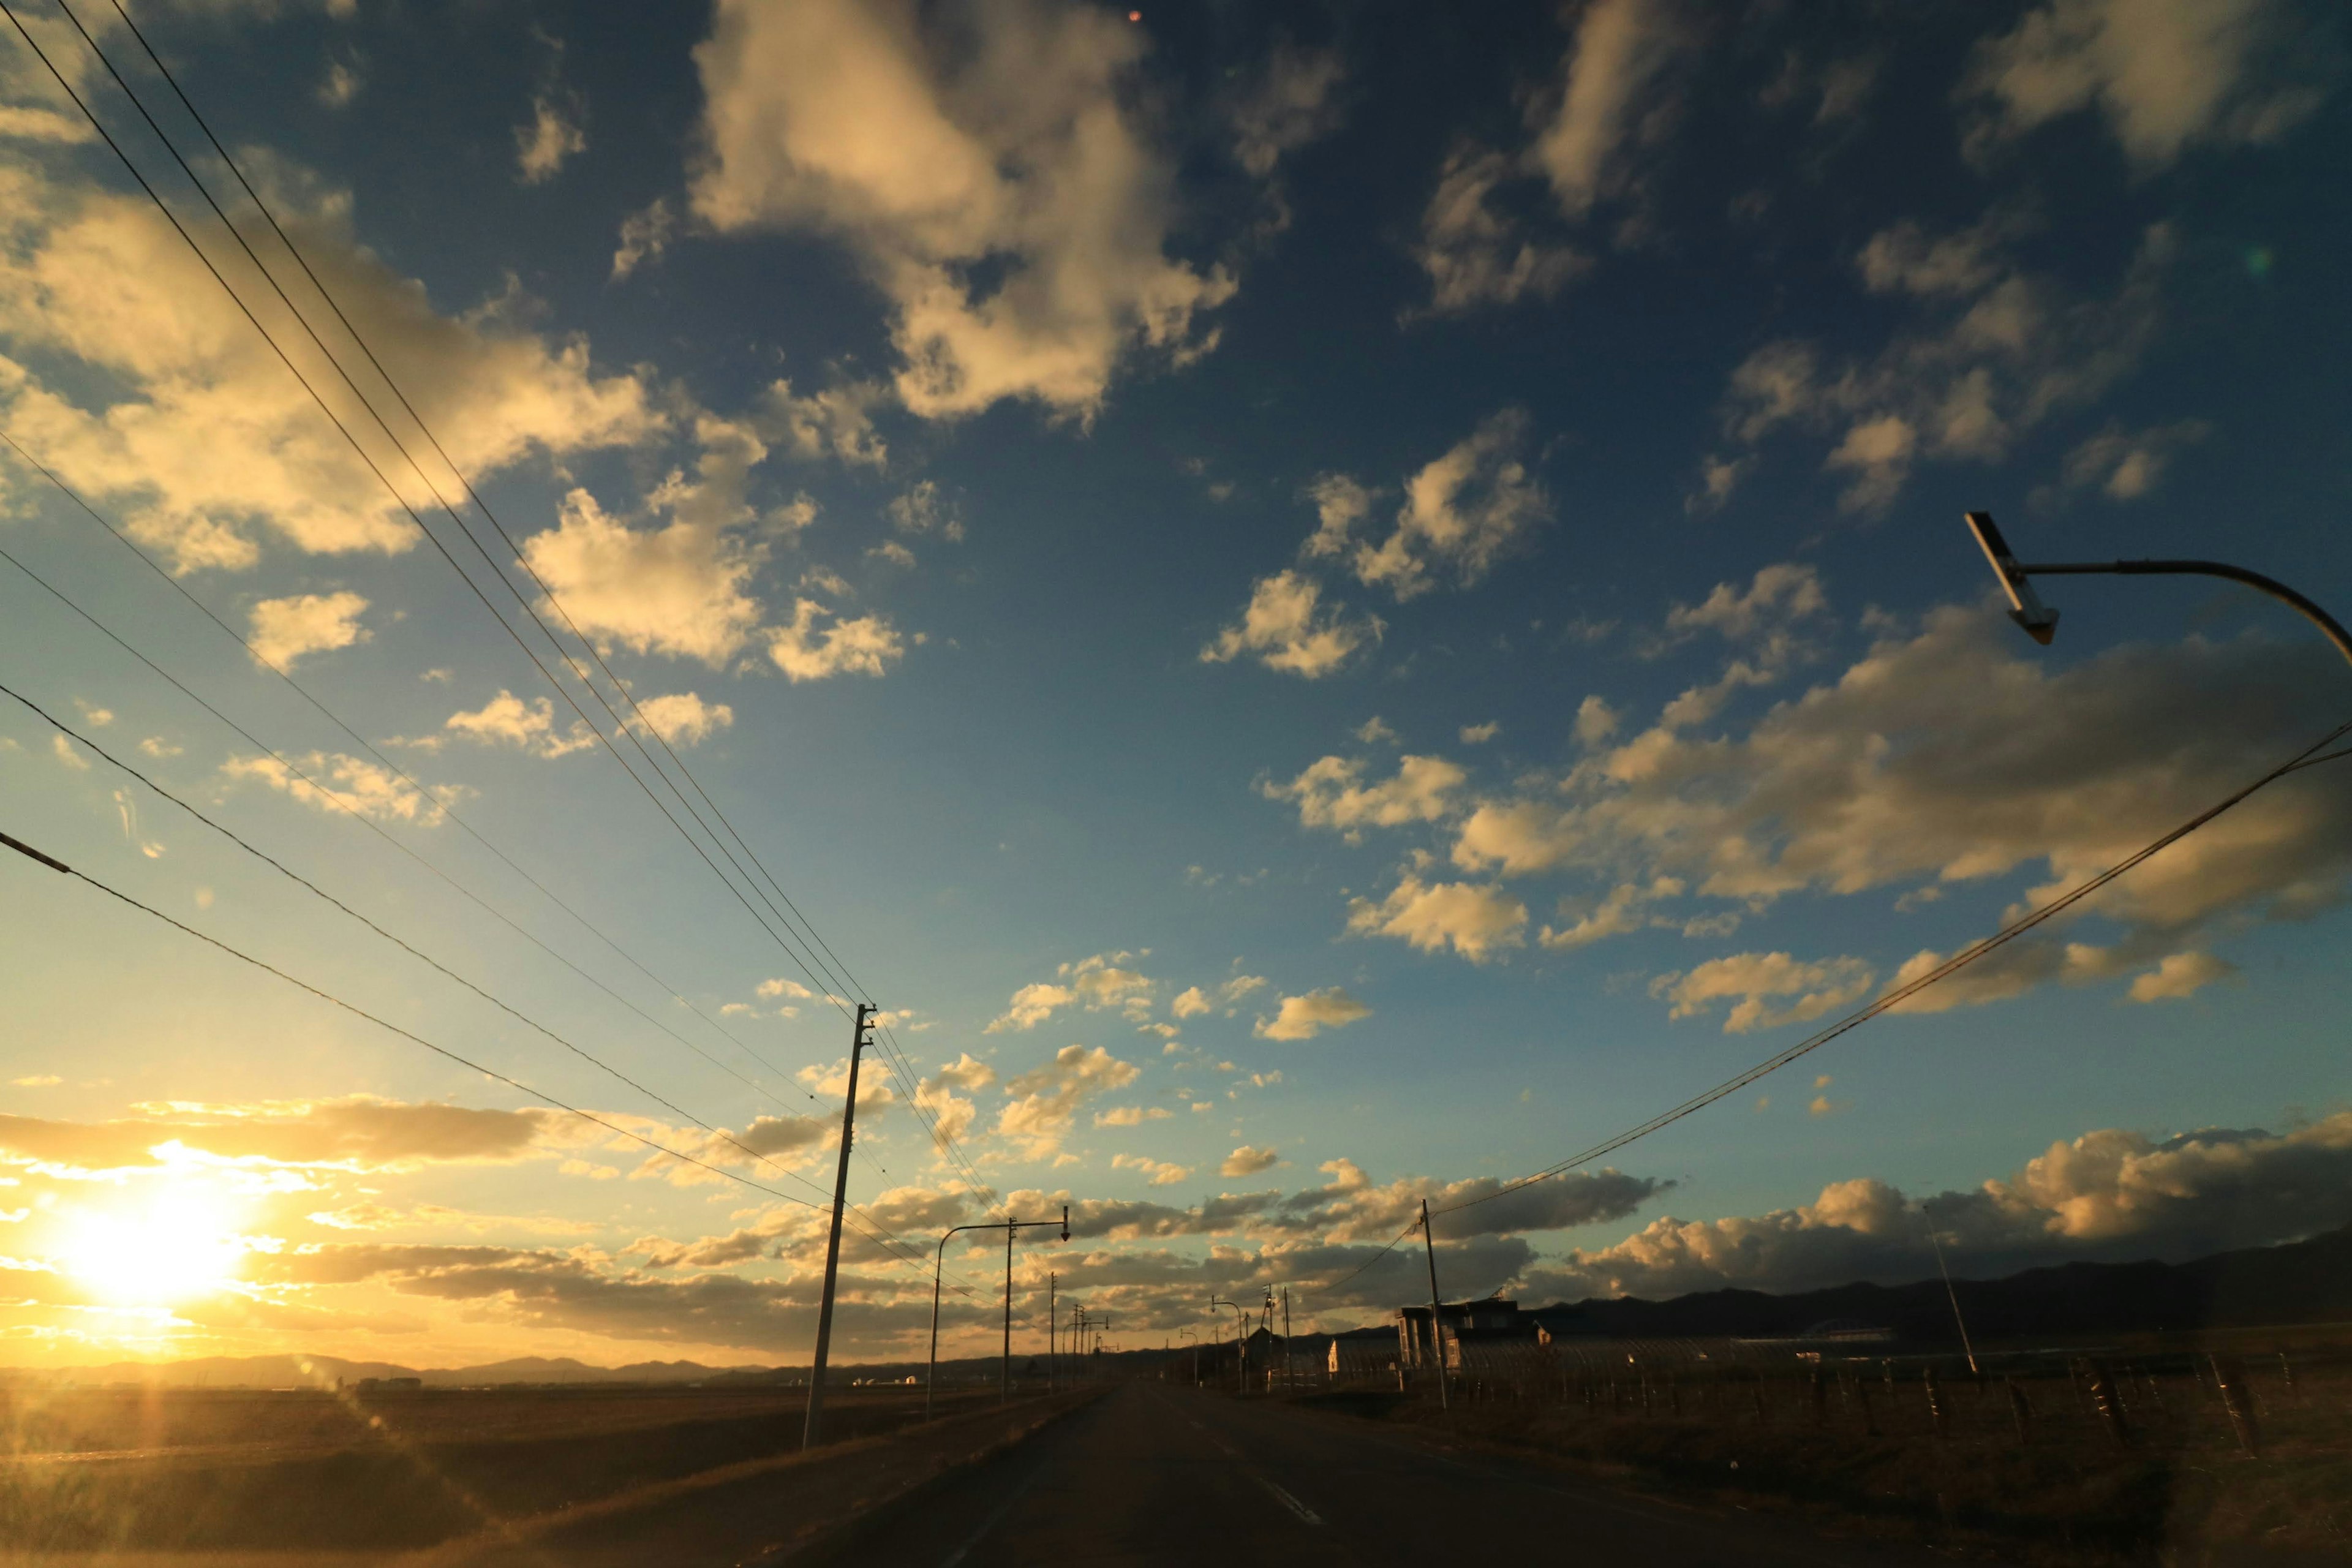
top-left (1298, 1326), bottom-right (2352, 1563)
top-left (0, 1379), bottom-right (1063, 1556)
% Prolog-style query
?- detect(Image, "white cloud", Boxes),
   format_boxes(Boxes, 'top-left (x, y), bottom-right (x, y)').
top-left (2053, 418), bottom-right (2211, 500)
top-left (1539, 876), bottom-right (1685, 949)
top-left (1411, 145), bottom-right (1585, 315)
top-left (1351, 410), bottom-right (1550, 600)
top-left (519, 486), bottom-right (764, 666)
top-left (1962, 0), bottom-right (2321, 170)
top-left (2127, 949), bottom-right (2236, 1003)
top-left (1229, 44), bottom-right (1346, 179)
top-left (756, 978), bottom-right (813, 1000)
top-left (1200, 570), bottom-right (1381, 679)
top-left (244, 590), bottom-right (369, 669)
top-left (1459, 722), bottom-right (1501, 745)
top-left (0, 161), bottom-right (658, 575)
top-left (1169, 987), bottom-right (1211, 1020)
top-left (986, 953), bottom-right (1155, 1033)
top-left (1354, 715), bottom-right (1398, 745)
top-left (316, 59), bottom-right (361, 110)
top-left (1220, 1145), bottom-right (1280, 1178)
top-left (1710, 219), bottom-right (2173, 513)
top-left (1112, 1153), bottom-right (1191, 1187)
top-left (766, 598), bottom-right (905, 682)
top-left (442, 690), bottom-right (597, 760)
top-left (1527, 0), bottom-right (1688, 217)
top-left (885, 479), bottom-right (963, 539)
top-left (1262, 753), bottom-right (1466, 837)
top-left (516, 94), bottom-right (587, 184)
top-left (50, 733), bottom-right (87, 771)
top-left (1660, 563), bottom-right (1825, 646)
top-left (1346, 877), bottom-right (1527, 963)
top-left (1094, 1105), bottom-right (1172, 1128)
top-left (222, 751), bottom-right (453, 825)
top-left (996, 1044), bottom-right (1140, 1158)
top-left (1573, 695), bottom-right (1620, 747)
top-left (626, 692), bottom-right (734, 748)
top-left (1530, 1114), bottom-right (2352, 1301)
top-left (1254, 987), bottom-right (1371, 1041)
top-left (1300, 473), bottom-right (1376, 562)
top-left (689, 0), bottom-right (1234, 420)
top-left (768, 378), bottom-right (889, 470)
top-left (986, 982), bottom-right (1074, 1035)
top-left (1444, 604), bottom-right (2351, 1006)
top-left (611, 198), bottom-right (675, 281)
top-left (1651, 951), bottom-right (1877, 1033)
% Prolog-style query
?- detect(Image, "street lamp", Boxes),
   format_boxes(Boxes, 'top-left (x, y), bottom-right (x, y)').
top-left (1966, 512), bottom-right (2352, 666)
top-left (925, 1205), bottom-right (1070, 1421)
top-left (1208, 1295), bottom-right (1249, 1393)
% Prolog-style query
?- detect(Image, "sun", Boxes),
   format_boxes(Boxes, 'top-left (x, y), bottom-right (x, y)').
top-left (58, 1187), bottom-right (248, 1306)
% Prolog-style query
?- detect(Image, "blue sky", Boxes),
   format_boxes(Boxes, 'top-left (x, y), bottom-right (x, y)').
top-left (0, 0), bottom-right (2347, 1367)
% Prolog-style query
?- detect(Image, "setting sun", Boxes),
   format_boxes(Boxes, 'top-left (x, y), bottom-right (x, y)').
top-left (58, 1188), bottom-right (247, 1306)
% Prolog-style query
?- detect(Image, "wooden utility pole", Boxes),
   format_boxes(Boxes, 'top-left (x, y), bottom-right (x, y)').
top-left (802, 1004), bottom-right (874, 1449)
top-left (1047, 1272), bottom-right (1057, 1393)
top-left (1420, 1197), bottom-right (1450, 1411)
top-left (1002, 1218), bottom-right (1014, 1403)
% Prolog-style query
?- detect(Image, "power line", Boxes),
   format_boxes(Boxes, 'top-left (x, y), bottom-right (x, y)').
top-left (0, 678), bottom-right (967, 1276)
top-left (1305, 712), bottom-right (2352, 1294)
top-left (0, 437), bottom-right (910, 1193)
top-left (24, 0), bottom-right (997, 1202)
top-left (0, 826), bottom-right (834, 1212)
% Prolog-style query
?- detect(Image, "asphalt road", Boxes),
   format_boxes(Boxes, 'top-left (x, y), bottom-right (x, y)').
top-left (820, 1382), bottom-right (1983, 1567)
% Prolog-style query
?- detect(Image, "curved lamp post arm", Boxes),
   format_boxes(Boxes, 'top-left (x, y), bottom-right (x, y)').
top-left (1967, 513), bottom-right (2352, 668)
top-left (927, 1221), bottom-right (997, 1422)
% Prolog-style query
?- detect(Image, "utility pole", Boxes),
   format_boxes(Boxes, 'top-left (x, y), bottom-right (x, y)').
top-left (1281, 1287), bottom-right (1292, 1393)
top-left (802, 1004), bottom-right (874, 1449)
top-left (1047, 1272), bottom-right (1057, 1393)
top-left (1003, 1217), bottom-right (1014, 1404)
top-left (1419, 1198), bottom-right (1450, 1412)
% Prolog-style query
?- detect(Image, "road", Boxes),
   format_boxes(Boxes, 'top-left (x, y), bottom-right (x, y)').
top-left (815, 1382), bottom-right (1981, 1567)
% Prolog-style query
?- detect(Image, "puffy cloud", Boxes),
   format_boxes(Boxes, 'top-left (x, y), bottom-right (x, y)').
top-left (222, 750), bottom-right (454, 825)
top-left (1411, 145), bottom-right (1585, 315)
top-left (1200, 570), bottom-right (1380, 678)
top-left (765, 598), bottom-right (905, 682)
top-left (1221, 1146), bottom-right (1280, 1178)
top-left (1538, 876), bottom-right (1686, 949)
top-left (246, 591), bottom-right (369, 668)
top-left (515, 94), bottom-right (587, 184)
top-left (1529, 1114), bottom-right (2352, 1301)
top-left (1526, 0), bottom-right (1689, 217)
top-left (1350, 410), bottom-right (1550, 600)
top-left (626, 691), bottom-right (734, 748)
top-left (439, 690), bottom-right (597, 759)
top-left (1444, 606), bottom-right (2350, 1005)
top-left (1460, 722), bottom-right (1501, 745)
top-left (1300, 473), bottom-right (1376, 562)
top-left (1346, 877), bottom-right (1527, 963)
top-left (1093, 1105), bottom-right (1171, 1128)
top-left (1112, 1154), bottom-right (1191, 1187)
top-left (986, 953), bottom-right (1155, 1033)
top-left (2127, 949), bottom-right (2235, 1002)
top-left (757, 977), bottom-right (813, 1000)
top-left (1228, 43), bottom-right (1346, 179)
top-left (1262, 753), bottom-right (1465, 837)
top-left (2051, 418), bottom-right (2211, 501)
top-left (1170, 987), bottom-right (1212, 1020)
top-left (0, 162), bottom-right (657, 575)
top-left (986, 982), bottom-right (1074, 1034)
top-left (689, 0), bottom-right (1233, 420)
top-left (1651, 952), bottom-right (1877, 1033)
top-left (610, 198), bottom-right (674, 281)
top-left (520, 488), bottom-right (764, 665)
top-left (1962, 0), bottom-right (2321, 170)
top-left (995, 1045), bottom-right (1140, 1158)
top-left (884, 478), bottom-right (961, 537)
top-left (1710, 219), bottom-right (2173, 512)
top-left (1660, 563), bottom-right (1825, 647)
top-left (1254, 988), bottom-right (1371, 1042)
top-left (768, 377), bottom-right (889, 470)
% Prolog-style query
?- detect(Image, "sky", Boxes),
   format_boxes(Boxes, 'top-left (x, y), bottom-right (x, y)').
top-left (0, 0), bottom-right (2348, 1371)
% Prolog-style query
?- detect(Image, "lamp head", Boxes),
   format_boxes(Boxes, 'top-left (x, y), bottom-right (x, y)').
top-left (1966, 511), bottom-right (2059, 645)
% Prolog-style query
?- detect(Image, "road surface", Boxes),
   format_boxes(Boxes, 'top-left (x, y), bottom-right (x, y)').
top-left (815, 1382), bottom-right (1981, 1566)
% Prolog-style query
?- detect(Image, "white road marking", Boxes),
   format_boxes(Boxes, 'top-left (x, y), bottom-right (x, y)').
top-left (1257, 1476), bottom-right (1322, 1526)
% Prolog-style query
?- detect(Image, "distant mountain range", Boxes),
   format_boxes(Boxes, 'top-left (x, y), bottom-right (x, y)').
top-left (12, 1223), bottom-right (2346, 1387)
top-left (1550, 1218), bottom-right (2352, 1344)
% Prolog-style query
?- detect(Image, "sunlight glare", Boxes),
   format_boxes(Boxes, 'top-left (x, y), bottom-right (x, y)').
top-left (59, 1187), bottom-right (246, 1306)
